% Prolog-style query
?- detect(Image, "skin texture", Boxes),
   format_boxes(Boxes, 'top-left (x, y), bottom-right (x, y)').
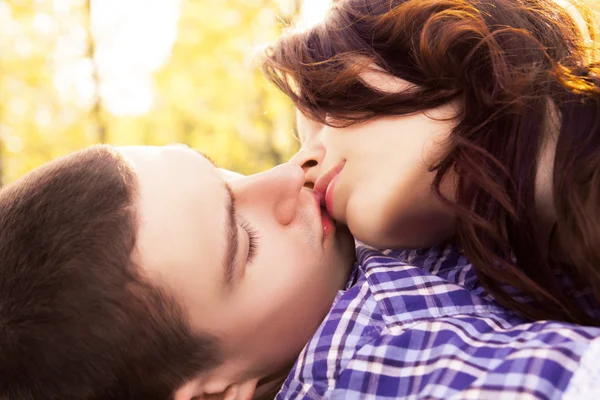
top-left (117, 145), bottom-right (355, 399)
top-left (291, 72), bottom-right (460, 250)
top-left (291, 70), bottom-right (559, 253)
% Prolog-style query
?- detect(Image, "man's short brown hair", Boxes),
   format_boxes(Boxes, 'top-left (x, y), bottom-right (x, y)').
top-left (0, 146), bottom-right (220, 400)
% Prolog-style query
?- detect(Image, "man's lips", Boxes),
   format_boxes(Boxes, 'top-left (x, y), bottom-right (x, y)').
top-left (311, 190), bottom-right (335, 241)
top-left (313, 161), bottom-right (345, 217)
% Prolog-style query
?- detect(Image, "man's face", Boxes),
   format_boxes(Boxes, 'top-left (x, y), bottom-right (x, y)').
top-left (117, 145), bottom-right (355, 381)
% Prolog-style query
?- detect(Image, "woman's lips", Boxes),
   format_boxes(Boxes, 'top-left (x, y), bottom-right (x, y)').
top-left (325, 172), bottom-right (341, 218)
top-left (313, 161), bottom-right (345, 218)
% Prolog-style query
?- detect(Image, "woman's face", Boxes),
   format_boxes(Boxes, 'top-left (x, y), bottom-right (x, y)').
top-left (291, 74), bottom-right (460, 249)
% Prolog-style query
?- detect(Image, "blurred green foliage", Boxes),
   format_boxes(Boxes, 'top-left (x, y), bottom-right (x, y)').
top-left (0, 0), bottom-right (303, 183)
top-left (0, 0), bottom-right (597, 184)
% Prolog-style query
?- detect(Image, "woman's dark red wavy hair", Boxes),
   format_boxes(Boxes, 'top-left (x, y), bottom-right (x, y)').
top-left (263, 0), bottom-right (600, 324)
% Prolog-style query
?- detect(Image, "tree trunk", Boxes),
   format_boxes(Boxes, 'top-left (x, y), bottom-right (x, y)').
top-left (85, 0), bottom-right (107, 143)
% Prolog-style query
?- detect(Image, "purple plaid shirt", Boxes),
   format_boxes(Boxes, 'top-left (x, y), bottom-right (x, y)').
top-left (277, 244), bottom-right (600, 399)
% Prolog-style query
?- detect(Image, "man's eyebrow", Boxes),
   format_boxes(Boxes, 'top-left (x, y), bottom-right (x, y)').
top-left (194, 149), bottom-right (217, 167)
top-left (222, 181), bottom-right (238, 286)
top-left (192, 148), bottom-right (237, 284)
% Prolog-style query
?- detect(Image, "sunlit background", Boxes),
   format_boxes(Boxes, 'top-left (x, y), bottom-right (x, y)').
top-left (0, 0), bottom-right (332, 183)
top-left (0, 0), bottom-right (598, 184)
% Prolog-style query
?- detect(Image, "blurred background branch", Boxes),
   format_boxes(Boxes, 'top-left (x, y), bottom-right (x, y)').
top-left (0, 0), bottom-right (332, 183)
top-left (85, 0), bottom-right (106, 143)
top-left (0, 0), bottom-right (596, 184)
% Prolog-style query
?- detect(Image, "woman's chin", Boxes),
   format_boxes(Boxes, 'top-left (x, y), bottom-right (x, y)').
top-left (350, 215), bottom-right (455, 250)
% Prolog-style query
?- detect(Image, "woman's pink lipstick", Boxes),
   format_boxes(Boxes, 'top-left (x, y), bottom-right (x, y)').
top-left (313, 161), bottom-right (345, 218)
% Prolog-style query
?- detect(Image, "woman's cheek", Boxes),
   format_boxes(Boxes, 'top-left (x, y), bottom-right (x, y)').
top-left (347, 183), bottom-right (455, 250)
top-left (345, 188), bottom-right (400, 249)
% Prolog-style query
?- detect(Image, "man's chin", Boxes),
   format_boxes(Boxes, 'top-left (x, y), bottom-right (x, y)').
top-left (254, 367), bottom-right (290, 399)
top-left (335, 223), bottom-right (356, 267)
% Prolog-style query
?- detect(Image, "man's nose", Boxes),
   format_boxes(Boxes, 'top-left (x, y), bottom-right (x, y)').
top-left (232, 163), bottom-right (305, 226)
top-left (289, 143), bottom-right (325, 189)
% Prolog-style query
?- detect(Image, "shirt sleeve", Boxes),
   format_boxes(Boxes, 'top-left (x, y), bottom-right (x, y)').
top-left (563, 336), bottom-right (600, 400)
top-left (325, 317), bottom-right (596, 400)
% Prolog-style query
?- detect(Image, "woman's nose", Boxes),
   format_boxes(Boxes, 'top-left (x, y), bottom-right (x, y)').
top-left (289, 143), bottom-right (325, 189)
